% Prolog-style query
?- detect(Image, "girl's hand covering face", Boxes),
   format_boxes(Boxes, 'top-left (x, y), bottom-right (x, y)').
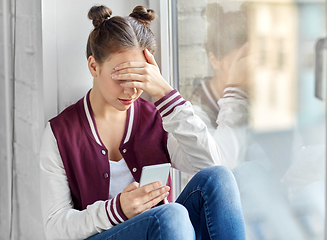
top-left (226, 42), bottom-right (254, 90)
top-left (111, 49), bottom-right (173, 101)
top-left (120, 181), bottom-right (170, 219)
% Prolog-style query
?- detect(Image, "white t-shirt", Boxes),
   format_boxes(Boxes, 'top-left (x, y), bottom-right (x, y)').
top-left (108, 159), bottom-right (135, 199)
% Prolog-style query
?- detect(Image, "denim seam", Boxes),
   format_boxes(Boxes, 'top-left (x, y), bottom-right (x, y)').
top-left (179, 187), bottom-right (213, 240)
top-left (154, 215), bottom-right (162, 240)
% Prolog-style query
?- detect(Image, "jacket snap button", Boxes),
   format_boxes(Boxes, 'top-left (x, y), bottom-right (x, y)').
top-left (101, 150), bottom-right (106, 155)
top-left (132, 168), bottom-right (137, 172)
top-left (103, 173), bottom-right (109, 178)
top-left (123, 149), bottom-right (127, 153)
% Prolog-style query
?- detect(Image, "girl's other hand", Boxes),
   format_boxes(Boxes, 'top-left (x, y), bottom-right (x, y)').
top-left (111, 49), bottom-right (173, 101)
top-left (120, 181), bottom-right (170, 219)
top-left (226, 42), bottom-right (253, 90)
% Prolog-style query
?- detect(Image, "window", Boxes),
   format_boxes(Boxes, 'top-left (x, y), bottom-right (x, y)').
top-left (170, 0), bottom-right (326, 239)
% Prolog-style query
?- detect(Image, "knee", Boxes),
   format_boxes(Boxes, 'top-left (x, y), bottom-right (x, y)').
top-left (159, 203), bottom-right (190, 223)
top-left (195, 166), bottom-right (239, 193)
top-left (155, 203), bottom-right (194, 235)
top-left (198, 165), bottom-right (235, 183)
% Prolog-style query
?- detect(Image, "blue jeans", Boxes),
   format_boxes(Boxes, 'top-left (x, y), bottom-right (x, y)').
top-left (86, 166), bottom-right (245, 240)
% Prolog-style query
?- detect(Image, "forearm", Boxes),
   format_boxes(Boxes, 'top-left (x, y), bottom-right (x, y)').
top-left (40, 165), bottom-right (126, 240)
top-left (41, 199), bottom-right (109, 240)
top-left (191, 86), bottom-right (249, 170)
top-left (39, 124), bottom-right (127, 240)
top-left (155, 90), bottom-right (221, 175)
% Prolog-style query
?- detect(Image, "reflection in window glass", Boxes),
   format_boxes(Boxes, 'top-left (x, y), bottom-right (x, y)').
top-left (176, 0), bottom-right (326, 239)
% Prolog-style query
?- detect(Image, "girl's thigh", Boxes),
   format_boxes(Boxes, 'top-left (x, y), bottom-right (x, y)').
top-left (86, 203), bottom-right (195, 240)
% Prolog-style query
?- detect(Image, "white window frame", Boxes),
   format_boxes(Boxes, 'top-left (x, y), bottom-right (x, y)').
top-left (151, 0), bottom-right (181, 200)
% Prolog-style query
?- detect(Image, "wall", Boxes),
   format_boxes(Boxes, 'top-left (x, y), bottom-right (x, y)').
top-left (177, 0), bottom-right (208, 100)
top-left (0, 0), bottom-right (165, 239)
top-left (0, 0), bottom-right (45, 239)
top-left (0, 0), bottom-right (11, 237)
top-left (13, 0), bottom-right (45, 237)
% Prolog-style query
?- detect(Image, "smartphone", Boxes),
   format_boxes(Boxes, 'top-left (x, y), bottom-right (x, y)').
top-left (139, 163), bottom-right (171, 189)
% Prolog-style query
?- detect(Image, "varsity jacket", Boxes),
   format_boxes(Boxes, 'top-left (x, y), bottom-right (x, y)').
top-left (189, 81), bottom-right (249, 169)
top-left (40, 89), bottom-right (220, 240)
top-left (189, 80), bottom-right (269, 170)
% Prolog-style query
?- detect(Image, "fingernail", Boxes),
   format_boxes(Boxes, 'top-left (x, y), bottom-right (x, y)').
top-left (111, 73), bottom-right (117, 79)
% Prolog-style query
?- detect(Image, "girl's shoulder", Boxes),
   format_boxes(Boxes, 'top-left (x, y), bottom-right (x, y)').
top-left (49, 96), bottom-right (84, 130)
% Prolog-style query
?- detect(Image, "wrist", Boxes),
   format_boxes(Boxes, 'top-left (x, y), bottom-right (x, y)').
top-left (154, 89), bottom-right (187, 118)
top-left (105, 193), bottom-right (128, 225)
top-left (153, 85), bottom-right (174, 102)
top-left (223, 85), bottom-right (248, 100)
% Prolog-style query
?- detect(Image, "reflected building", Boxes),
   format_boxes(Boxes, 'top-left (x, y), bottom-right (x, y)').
top-left (249, 1), bottom-right (297, 132)
top-left (177, 0), bottom-right (326, 239)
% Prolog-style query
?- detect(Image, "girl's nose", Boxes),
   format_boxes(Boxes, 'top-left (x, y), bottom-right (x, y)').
top-left (123, 87), bottom-right (136, 97)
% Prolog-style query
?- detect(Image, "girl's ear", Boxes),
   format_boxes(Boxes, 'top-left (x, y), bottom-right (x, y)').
top-left (208, 52), bottom-right (220, 70)
top-left (88, 56), bottom-right (98, 77)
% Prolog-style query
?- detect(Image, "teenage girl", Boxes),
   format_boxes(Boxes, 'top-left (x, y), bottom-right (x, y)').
top-left (39, 5), bottom-right (245, 240)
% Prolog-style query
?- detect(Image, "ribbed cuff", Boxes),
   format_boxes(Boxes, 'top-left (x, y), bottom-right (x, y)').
top-left (105, 193), bottom-right (128, 226)
top-left (154, 89), bottom-right (187, 117)
top-left (222, 86), bottom-right (248, 100)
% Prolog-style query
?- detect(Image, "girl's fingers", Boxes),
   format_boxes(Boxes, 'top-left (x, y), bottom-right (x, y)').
top-left (141, 181), bottom-right (163, 192)
top-left (112, 54), bottom-right (172, 100)
top-left (114, 48), bottom-right (157, 71)
top-left (112, 72), bottom-right (144, 81)
top-left (112, 67), bottom-right (145, 76)
top-left (137, 186), bottom-right (170, 213)
top-left (121, 182), bottom-right (170, 218)
top-left (233, 42), bottom-right (250, 63)
top-left (120, 81), bottom-right (143, 90)
top-left (140, 185), bottom-right (170, 202)
top-left (144, 49), bottom-right (158, 67)
top-left (136, 182), bottom-right (169, 204)
top-left (112, 67), bottom-right (149, 81)
top-left (112, 63), bottom-right (152, 82)
top-left (114, 61), bottom-right (146, 71)
top-left (143, 192), bottom-right (169, 211)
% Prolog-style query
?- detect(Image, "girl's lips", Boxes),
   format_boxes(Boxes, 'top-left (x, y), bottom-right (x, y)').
top-left (119, 99), bottom-right (133, 105)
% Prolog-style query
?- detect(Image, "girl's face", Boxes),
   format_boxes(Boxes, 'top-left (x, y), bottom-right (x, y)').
top-left (89, 48), bottom-right (145, 112)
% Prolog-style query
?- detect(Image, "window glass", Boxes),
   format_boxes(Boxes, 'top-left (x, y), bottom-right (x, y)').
top-left (175, 0), bottom-right (326, 239)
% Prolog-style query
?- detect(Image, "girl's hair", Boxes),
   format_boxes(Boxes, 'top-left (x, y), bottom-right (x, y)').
top-left (86, 5), bottom-right (156, 63)
top-left (204, 3), bottom-right (248, 59)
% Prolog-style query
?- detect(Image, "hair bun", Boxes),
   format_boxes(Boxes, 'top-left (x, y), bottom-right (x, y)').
top-left (205, 3), bottom-right (224, 24)
top-left (88, 5), bottom-right (112, 28)
top-left (129, 6), bottom-right (155, 26)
